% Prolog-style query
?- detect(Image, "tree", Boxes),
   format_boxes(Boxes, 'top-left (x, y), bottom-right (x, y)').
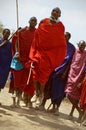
top-left (0, 22), bottom-right (4, 38)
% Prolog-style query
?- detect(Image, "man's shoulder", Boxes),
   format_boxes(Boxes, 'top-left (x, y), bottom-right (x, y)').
top-left (39, 18), bottom-right (49, 24)
top-left (68, 42), bottom-right (76, 49)
top-left (19, 26), bottom-right (27, 32)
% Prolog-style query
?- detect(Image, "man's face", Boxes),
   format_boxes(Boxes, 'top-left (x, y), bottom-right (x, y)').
top-left (30, 18), bottom-right (37, 28)
top-left (79, 43), bottom-right (86, 52)
top-left (3, 30), bottom-right (10, 40)
top-left (51, 8), bottom-right (61, 20)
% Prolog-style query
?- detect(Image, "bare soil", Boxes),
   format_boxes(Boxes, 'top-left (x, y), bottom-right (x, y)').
top-left (0, 80), bottom-right (85, 130)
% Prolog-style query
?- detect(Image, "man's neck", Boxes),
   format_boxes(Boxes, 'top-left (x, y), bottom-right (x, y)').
top-left (50, 16), bottom-right (60, 24)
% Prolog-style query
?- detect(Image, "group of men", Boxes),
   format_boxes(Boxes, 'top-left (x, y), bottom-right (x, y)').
top-left (0, 7), bottom-right (86, 126)
top-left (0, 7), bottom-right (66, 108)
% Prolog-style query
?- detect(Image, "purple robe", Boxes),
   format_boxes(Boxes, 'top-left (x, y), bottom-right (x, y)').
top-left (50, 42), bottom-right (75, 106)
top-left (0, 38), bottom-right (12, 89)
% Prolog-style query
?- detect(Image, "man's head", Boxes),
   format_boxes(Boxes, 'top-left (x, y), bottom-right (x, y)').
top-left (78, 40), bottom-right (86, 52)
top-left (28, 17), bottom-right (37, 28)
top-left (65, 32), bottom-right (71, 42)
top-left (3, 28), bottom-right (10, 40)
top-left (51, 7), bottom-right (61, 20)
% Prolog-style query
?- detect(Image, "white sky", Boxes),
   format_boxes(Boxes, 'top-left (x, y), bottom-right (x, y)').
top-left (0, 0), bottom-right (86, 47)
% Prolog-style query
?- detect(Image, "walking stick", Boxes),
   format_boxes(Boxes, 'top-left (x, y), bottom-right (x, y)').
top-left (16, 0), bottom-right (20, 54)
top-left (0, 0), bottom-right (19, 48)
top-left (46, 102), bottom-right (53, 111)
top-left (0, 30), bottom-right (20, 47)
top-left (27, 62), bottom-right (34, 85)
top-left (10, 0), bottom-right (24, 70)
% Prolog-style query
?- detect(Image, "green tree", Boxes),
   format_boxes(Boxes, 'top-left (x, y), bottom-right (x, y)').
top-left (0, 22), bottom-right (4, 38)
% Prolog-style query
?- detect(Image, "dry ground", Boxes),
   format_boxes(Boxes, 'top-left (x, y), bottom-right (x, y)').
top-left (0, 80), bottom-right (85, 130)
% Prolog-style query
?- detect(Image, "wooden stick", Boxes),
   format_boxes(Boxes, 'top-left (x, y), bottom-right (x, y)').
top-left (46, 102), bottom-right (53, 111)
top-left (0, 0), bottom-right (19, 48)
top-left (27, 62), bottom-right (33, 85)
top-left (0, 31), bottom-right (17, 47)
top-left (16, 0), bottom-right (19, 30)
top-left (16, 0), bottom-right (20, 55)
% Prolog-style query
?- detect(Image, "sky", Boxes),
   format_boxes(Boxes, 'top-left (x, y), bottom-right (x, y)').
top-left (0, 0), bottom-right (86, 47)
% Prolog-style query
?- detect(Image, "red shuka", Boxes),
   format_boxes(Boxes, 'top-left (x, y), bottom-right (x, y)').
top-left (80, 77), bottom-right (86, 110)
top-left (29, 18), bottom-right (67, 84)
top-left (12, 27), bottom-right (36, 96)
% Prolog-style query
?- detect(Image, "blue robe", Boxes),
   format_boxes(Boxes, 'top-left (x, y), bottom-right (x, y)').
top-left (51, 42), bottom-right (75, 106)
top-left (0, 38), bottom-right (12, 89)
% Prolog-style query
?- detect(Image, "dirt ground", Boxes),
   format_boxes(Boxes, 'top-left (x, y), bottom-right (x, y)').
top-left (0, 80), bottom-right (85, 130)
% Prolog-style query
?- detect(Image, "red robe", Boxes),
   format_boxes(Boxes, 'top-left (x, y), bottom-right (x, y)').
top-left (80, 77), bottom-right (86, 111)
top-left (11, 27), bottom-right (36, 96)
top-left (29, 18), bottom-right (67, 84)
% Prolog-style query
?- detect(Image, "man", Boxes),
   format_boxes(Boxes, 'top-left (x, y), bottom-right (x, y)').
top-left (39, 32), bottom-right (75, 112)
top-left (50, 32), bottom-right (75, 114)
top-left (65, 40), bottom-right (86, 120)
top-left (28, 7), bottom-right (67, 108)
top-left (10, 17), bottom-right (37, 107)
top-left (80, 74), bottom-right (86, 126)
top-left (0, 28), bottom-right (12, 104)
